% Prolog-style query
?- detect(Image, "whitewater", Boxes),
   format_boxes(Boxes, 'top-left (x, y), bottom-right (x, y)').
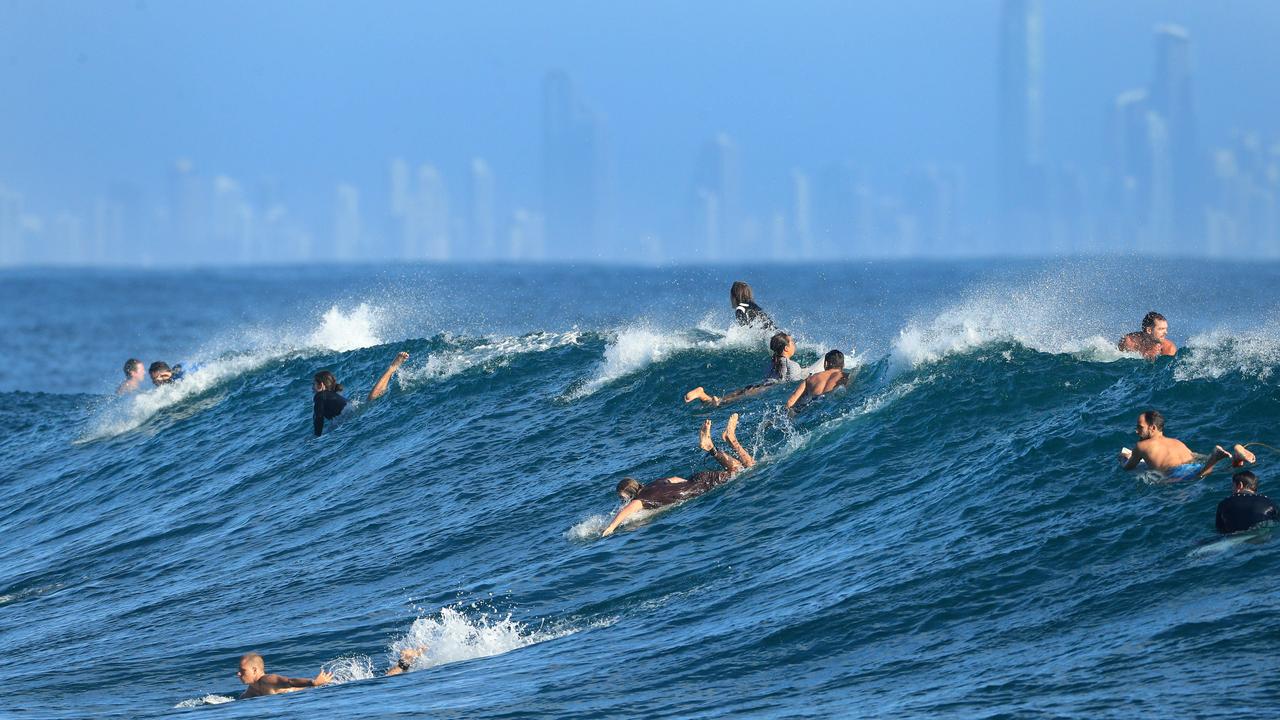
top-left (1, 261), bottom-right (1278, 718)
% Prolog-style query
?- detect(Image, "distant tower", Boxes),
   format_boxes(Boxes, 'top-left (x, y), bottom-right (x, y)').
top-left (333, 183), bottom-right (361, 261)
top-left (541, 70), bottom-right (608, 259)
top-left (792, 170), bottom-right (813, 259)
top-left (690, 133), bottom-right (739, 261)
top-left (469, 158), bottom-right (497, 260)
top-left (414, 164), bottom-right (450, 261)
top-left (998, 0), bottom-right (1045, 246)
top-left (1150, 24), bottom-right (1200, 250)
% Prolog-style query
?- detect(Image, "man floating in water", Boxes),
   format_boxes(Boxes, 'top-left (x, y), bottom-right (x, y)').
top-left (1216, 471), bottom-right (1279, 533)
top-left (1117, 311), bottom-right (1177, 358)
top-left (1118, 410), bottom-right (1255, 481)
top-left (116, 358), bottom-right (145, 395)
top-left (786, 349), bottom-right (849, 410)
top-left (236, 652), bottom-right (331, 699)
top-left (601, 414), bottom-right (754, 537)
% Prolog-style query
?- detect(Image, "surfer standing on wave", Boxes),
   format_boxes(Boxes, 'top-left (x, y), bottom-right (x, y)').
top-left (685, 332), bottom-right (805, 407)
top-left (313, 351), bottom-right (410, 436)
top-left (731, 281), bottom-right (775, 330)
top-left (236, 652), bottom-right (331, 699)
top-left (1117, 311), bottom-right (1177, 358)
top-left (1216, 471), bottom-right (1280, 533)
top-left (1118, 410), bottom-right (1255, 481)
top-left (601, 414), bottom-right (754, 537)
top-left (786, 350), bottom-right (849, 411)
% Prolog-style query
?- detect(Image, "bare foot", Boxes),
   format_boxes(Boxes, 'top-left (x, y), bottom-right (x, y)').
top-left (685, 387), bottom-right (710, 404)
top-left (1233, 443), bottom-right (1257, 465)
top-left (722, 413), bottom-right (739, 443)
top-left (699, 419), bottom-right (714, 452)
top-left (1210, 445), bottom-right (1232, 464)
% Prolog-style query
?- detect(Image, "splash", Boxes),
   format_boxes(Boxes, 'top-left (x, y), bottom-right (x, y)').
top-left (566, 508), bottom-right (660, 540)
top-left (173, 694), bottom-right (234, 708)
top-left (385, 606), bottom-right (581, 671)
top-left (306, 304), bottom-right (385, 353)
top-left (399, 331), bottom-right (582, 385)
top-left (1174, 329), bottom-right (1280, 382)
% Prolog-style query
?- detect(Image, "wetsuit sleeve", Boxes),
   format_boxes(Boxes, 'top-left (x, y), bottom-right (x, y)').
top-left (1215, 503), bottom-right (1227, 534)
top-left (313, 395), bottom-right (325, 437)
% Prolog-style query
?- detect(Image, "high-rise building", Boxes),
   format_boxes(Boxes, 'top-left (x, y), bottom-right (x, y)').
top-left (167, 158), bottom-right (207, 263)
top-left (333, 183), bottom-right (361, 261)
top-left (508, 208), bottom-right (545, 261)
top-left (814, 163), bottom-right (859, 257)
top-left (1151, 24), bottom-right (1200, 250)
top-left (542, 70), bottom-right (608, 259)
top-left (791, 170), bottom-right (813, 259)
top-left (998, 0), bottom-right (1046, 248)
top-left (689, 133), bottom-right (739, 261)
top-left (211, 175), bottom-right (254, 263)
top-left (468, 158), bottom-right (497, 260)
top-left (410, 164), bottom-right (450, 261)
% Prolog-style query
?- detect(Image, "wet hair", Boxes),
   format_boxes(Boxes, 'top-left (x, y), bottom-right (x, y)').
top-left (148, 361), bottom-right (171, 375)
top-left (240, 652), bottom-right (264, 668)
top-left (730, 281), bottom-right (754, 307)
top-left (616, 477), bottom-right (642, 499)
top-left (1139, 410), bottom-right (1165, 433)
top-left (769, 332), bottom-right (792, 377)
top-left (1142, 311), bottom-right (1166, 330)
top-left (313, 370), bottom-right (343, 394)
top-left (123, 358), bottom-right (142, 377)
top-left (824, 349), bottom-right (845, 370)
top-left (1233, 470), bottom-right (1258, 492)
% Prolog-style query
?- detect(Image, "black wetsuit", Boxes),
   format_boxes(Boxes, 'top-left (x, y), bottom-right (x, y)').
top-left (734, 301), bottom-right (775, 330)
top-left (634, 471), bottom-right (734, 509)
top-left (1215, 492), bottom-right (1279, 534)
top-left (313, 390), bottom-right (348, 436)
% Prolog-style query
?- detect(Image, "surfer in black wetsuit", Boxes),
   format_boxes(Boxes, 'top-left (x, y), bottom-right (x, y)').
top-left (731, 281), bottom-right (775, 330)
top-left (684, 332), bottom-right (806, 407)
top-left (1216, 471), bottom-right (1280, 533)
top-left (312, 350), bottom-right (409, 436)
top-left (601, 413), bottom-right (754, 537)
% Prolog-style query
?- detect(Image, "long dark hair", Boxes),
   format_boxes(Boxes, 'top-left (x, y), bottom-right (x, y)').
top-left (730, 281), bottom-right (754, 307)
top-left (313, 370), bottom-right (343, 393)
top-left (769, 332), bottom-right (791, 378)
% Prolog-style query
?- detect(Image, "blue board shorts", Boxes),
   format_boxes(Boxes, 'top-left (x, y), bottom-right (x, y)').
top-left (1167, 462), bottom-right (1202, 481)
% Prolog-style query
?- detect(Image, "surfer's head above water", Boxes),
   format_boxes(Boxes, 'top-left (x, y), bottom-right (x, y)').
top-left (1136, 410), bottom-right (1165, 439)
top-left (730, 281), bottom-right (754, 307)
top-left (148, 361), bottom-right (182, 386)
top-left (616, 477), bottom-right (642, 503)
top-left (824, 349), bottom-right (845, 370)
top-left (1233, 470), bottom-right (1259, 493)
top-left (313, 370), bottom-right (343, 394)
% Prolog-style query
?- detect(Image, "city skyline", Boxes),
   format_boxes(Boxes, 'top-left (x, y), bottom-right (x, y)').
top-left (2, 1), bottom-right (1279, 265)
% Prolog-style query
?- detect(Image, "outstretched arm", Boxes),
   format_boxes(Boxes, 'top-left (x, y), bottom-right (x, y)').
top-left (369, 351), bottom-right (410, 401)
top-left (259, 670), bottom-right (332, 692)
top-left (1119, 447), bottom-right (1143, 471)
top-left (601, 500), bottom-right (644, 537)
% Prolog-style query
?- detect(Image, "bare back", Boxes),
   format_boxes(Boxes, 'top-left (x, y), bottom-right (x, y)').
top-left (806, 368), bottom-right (847, 397)
top-left (1135, 436), bottom-right (1196, 472)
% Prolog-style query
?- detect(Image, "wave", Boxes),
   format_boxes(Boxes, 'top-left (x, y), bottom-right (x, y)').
top-left (79, 303), bottom-right (386, 441)
top-left (398, 331), bottom-right (582, 386)
top-left (1174, 329), bottom-right (1280, 382)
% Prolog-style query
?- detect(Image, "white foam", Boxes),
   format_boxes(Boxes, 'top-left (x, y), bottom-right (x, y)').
top-left (81, 304), bottom-right (386, 441)
top-left (399, 331), bottom-right (581, 386)
top-left (566, 508), bottom-right (659, 540)
top-left (568, 321), bottom-right (782, 399)
top-left (173, 694), bottom-right (234, 708)
top-left (1174, 329), bottom-right (1280, 382)
top-left (891, 277), bottom-right (1127, 369)
top-left (322, 654), bottom-right (377, 684)
top-left (385, 606), bottom-right (582, 672)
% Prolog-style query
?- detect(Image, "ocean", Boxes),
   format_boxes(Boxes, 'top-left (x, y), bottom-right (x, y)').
top-left (1, 260), bottom-right (1277, 718)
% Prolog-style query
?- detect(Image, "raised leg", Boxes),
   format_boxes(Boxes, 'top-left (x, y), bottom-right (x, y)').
top-left (700, 418), bottom-right (743, 472)
top-left (721, 412), bottom-right (755, 469)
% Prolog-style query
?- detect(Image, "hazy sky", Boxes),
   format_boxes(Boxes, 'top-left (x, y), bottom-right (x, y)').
top-left (3, 0), bottom-right (1279, 254)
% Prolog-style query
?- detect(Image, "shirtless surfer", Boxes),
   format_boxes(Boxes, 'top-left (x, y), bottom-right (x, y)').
top-left (601, 414), bottom-right (754, 537)
top-left (1117, 311), bottom-right (1177, 358)
top-left (786, 349), bottom-right (849, 410)
top-left (116, 358), bottom-right (145, 395)
top-left (1118, 410), bottom-right (1255, 481)
top-left (236, 652), bottom-right (331, 699)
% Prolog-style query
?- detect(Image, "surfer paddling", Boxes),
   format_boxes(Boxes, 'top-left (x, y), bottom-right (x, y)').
top-left (601, 414), bottom-right (754, 537)
top-left (313, 350), bottom-right (410, 436)
top-left (731, 281), bottom-right (775, 329)
top-left (1117, 311), bottom-right (1177, 358)
top-left (786, 350), bottom-right (849, 410)
top-left (116, 358), bottom-right (146, 395)
top-left (685, 332), bottom-right (805, 407)
top-left (1118, 410), bottom-right (1255, 481)
top-left (384, 646), bottom-right (426, 677)
top-left (236, 652), bottom-right (331, 699)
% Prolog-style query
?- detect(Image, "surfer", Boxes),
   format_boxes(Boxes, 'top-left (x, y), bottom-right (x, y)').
top-left (236, 652), bottom-right (332, 699)
top-left (1117, 410), bottom-right (1255, 481)
top-left (786, 350), bottom-right (849, 410)
top-left (148, 361), bottom-right (184, 386)
top-left (685, 332), bottom-right (805, 407)
top-left (116, 358), bottom-right (145, 395)
top-left (1216, 471), bottom-right (1280, 533)
top-left (1117, 311), bottom-right (1177, 358)
top-left (731, 281), bottom-right (775, 329)
top-left (384, 646), bottom-right (426, 677)
top-left (601, 414), bottom-right (754, 537)
top-left (313, 350), bottom-right (410, 436)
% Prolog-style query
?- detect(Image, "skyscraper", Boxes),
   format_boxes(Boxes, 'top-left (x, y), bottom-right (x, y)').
top-left (1151, 24), bottom-right (1200, 250)
top-left (541, 70), bottom-right (608, 259)
top-left (689, 133), bottom-right (739, 261)
top-left (333, 183), bottom-right (361, 260)
top-left (468, 158), bottom-right (497, 260)
top-left (998, 0), bottom-right (1045, 247)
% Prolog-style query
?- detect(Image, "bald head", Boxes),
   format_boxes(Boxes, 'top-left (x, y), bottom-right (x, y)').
top-left (237, 652), bottom-right (265, 685)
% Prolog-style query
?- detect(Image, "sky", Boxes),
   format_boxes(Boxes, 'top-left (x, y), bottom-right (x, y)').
top-left (2, 0), bottom-right (1279, 263)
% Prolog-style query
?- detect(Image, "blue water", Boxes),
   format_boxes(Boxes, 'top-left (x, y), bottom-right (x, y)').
top-left (2, 261), bottom-right (1279, 718)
